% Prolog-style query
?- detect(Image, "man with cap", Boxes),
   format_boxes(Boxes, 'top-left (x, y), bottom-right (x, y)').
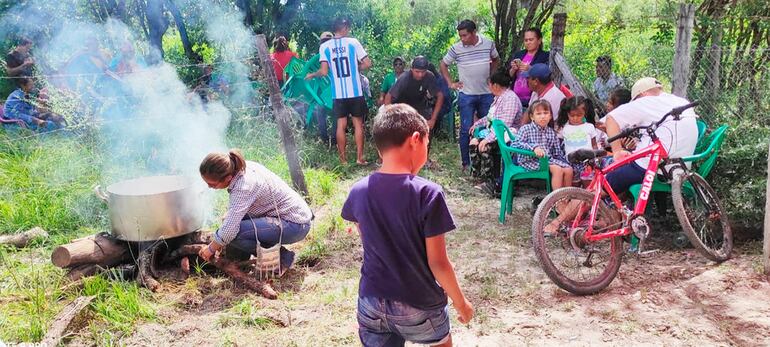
top-left (524, 63), bottom-right (566, 123)
top-left (378, 56), bottom-right (405, 105)
top-left (384, 56), bottom-right (444, 130)
top-left (603, 77), bottom-right (699, 194)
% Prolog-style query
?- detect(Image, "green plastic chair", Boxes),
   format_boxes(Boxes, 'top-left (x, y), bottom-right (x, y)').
top-left (284, 57), bottom-right (305, 80)
top-left (490, 119), bottom-right (551, 223)
top-left (628, 124), bottom-right (729, 203)
top-left (299, 54), bottom-right (333, 126)
top-left (695, 119), bottom-right (708, 153)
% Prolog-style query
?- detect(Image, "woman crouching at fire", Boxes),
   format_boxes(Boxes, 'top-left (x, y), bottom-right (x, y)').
top-left (197, 149), bottom-right (313, 274)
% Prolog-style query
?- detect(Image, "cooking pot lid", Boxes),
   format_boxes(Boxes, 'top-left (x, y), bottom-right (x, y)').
top-left (107, 175), bottom-right (192, 196)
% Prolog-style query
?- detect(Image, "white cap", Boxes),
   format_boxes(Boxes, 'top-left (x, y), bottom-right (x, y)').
top-left (631, 77), bottom-right (663, 100)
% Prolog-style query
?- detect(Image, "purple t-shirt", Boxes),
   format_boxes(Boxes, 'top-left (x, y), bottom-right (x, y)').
top-left (341, 173), bottom-right (456, 310)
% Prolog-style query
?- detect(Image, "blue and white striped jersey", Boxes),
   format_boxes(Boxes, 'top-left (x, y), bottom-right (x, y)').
top-left (319, 37), bottom-right (368, 100)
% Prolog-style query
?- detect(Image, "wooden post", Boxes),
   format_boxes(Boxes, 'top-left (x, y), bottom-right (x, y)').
top-left (764, 141), bottom-right (770, 275)
top-left (254, 34), bottom-right (308, 196)
top-left (549, 12), bottom-right (567, 86)
top-left (673, 3), bottom-right (695, 97)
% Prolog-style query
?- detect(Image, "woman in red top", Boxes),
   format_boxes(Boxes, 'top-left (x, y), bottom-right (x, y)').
top-left (270, 36), bottom-right (298, 85)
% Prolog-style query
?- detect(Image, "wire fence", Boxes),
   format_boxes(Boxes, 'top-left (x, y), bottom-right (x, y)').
top-left (565, 46), bottom-right (770, 126)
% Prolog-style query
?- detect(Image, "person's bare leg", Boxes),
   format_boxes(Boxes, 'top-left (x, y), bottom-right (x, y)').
top-left (549, 165), bottom-right (564, 190)
top-left (336, 116), bottom-right (348, 164)
top-left (351, 116), bottom-right (367, 165)
top-left (563, 167), bottom-right (574, 188)
top-left (432, 333), bottom-right (452, 347)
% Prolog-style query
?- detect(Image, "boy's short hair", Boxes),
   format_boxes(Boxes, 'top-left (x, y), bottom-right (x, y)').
top-left (332, 18), bottom-right (351, 32)
top-left (373, 104), bottom-right (429, 152)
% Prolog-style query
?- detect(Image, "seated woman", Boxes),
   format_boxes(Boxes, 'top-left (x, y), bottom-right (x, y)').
top-left (197, 149), bottom-right (313, 273)
top-left (468, 71), bottom-right (523, 192)
top-left (3, 77), bottom-right (64, 131)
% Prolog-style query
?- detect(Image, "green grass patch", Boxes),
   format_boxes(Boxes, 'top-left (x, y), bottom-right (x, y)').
top-left (217, 298), bottom-right (278, 329)
top-left (0, 247), bottom-right (67, 342)
top-left (82, 275), bottom-right (157, 336)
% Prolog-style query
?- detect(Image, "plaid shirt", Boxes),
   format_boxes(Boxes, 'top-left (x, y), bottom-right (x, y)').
top-left (214, 161), bottom-right (313, 246)
top-left (511, 123), bottom-right (570, 171)
top-left (474, 89), bottom-right (523, 142)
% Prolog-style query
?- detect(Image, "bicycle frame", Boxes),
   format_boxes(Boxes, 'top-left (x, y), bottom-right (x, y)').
top-left (574, 138), bottom-right (670, 243)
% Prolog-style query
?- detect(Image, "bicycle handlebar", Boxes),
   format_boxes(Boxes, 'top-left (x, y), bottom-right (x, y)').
top-left (606, 101), bottom-right (699, 145)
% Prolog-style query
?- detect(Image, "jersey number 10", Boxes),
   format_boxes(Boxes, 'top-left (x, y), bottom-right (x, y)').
top-left (332, 57), bottom-right (351, 78)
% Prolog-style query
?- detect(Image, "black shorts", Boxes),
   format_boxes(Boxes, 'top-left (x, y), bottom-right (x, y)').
top-left (333, 96), bottom-right (367, 118)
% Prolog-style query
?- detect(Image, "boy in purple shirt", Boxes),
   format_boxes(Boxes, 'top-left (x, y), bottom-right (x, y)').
top-left (342, 104), bottom-right (473, 346)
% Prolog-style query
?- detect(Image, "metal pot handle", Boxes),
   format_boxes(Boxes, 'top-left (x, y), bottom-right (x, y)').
top-left (94, 185), bottom-right (109, 203)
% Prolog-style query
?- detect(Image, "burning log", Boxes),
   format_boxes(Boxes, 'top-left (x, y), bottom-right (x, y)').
top-left (0, 227), bottom-right (49, 248)
top-left (137, 244), bottom-right (161, 292)
top-left (51, 233), bottom-right (130, 268)
top-left (49, 231), bottom-right (280, 298)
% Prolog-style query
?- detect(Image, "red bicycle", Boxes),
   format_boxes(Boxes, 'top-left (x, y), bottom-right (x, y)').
top-left (531, 102), bottom-right (732, 295)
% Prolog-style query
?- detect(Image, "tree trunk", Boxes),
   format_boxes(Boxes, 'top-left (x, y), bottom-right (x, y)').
top-left (254, 34), bottom-right (308, 196)
top-left (51, 233), bottom-right (130, 268)
top-left (673, 3), bottom-right (695, 98)
top-left (764, 140), bottom-right (770, 275)
top-left (236, 0), bottom-right (255, 28)
top-left (145, 0), bottom-right (169, 60)
top-left (549, 12), bottom-right (567, 86)
top-left (165, 0), bottom-right (199, 62)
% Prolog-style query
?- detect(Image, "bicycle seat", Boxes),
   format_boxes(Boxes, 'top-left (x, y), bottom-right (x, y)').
top-left (568, 149), bottom-right (607, 164)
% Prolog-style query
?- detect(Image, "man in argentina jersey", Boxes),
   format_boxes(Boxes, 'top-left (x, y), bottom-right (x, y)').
top-left (306, 18), bottom-right (372, 165)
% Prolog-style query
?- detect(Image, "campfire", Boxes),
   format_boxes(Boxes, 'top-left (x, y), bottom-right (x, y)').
top-left (50, 175), bottom-right (278, 299)
top-left (51, 230), bottom-right (278, 299)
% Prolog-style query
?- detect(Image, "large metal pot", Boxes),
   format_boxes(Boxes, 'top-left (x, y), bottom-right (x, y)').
top-left (95, 175), bottom-right (203, 242)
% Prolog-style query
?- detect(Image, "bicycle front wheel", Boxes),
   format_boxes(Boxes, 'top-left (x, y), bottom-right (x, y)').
top-left (671, 170), bottom-right (732, 262)
top-left (532, 187), bottom-right (624, 295)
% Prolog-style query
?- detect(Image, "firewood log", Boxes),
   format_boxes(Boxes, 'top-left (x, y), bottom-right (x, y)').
top-left (51, 233), bottom-right (130, 268)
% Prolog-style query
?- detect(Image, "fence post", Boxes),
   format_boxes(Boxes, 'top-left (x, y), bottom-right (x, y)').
top-left (550, 12), bottom-right (567, 86)
top-left (764, 141), bottom-right (770, 275)
top-left (705, 23), bottom-right (722, 116)
top-left (254, 34), bottom-right (309, 197)
top-left (673, 3), bottom-right (695, 97)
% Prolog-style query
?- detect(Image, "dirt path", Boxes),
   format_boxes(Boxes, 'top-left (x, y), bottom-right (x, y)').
top-left (114, 180), bottom-right (770, 346)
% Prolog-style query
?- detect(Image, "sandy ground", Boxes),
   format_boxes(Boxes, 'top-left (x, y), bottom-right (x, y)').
top-left (98, 183), bottom-right (770, 347)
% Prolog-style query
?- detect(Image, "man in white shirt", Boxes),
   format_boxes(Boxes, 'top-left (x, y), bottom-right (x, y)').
top-left (306, 18), bottom-right (373, 165)
top-left (604, 77), bottom-right (699, 193)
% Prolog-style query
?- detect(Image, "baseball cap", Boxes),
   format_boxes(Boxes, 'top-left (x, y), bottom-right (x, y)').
top-left (392, 56), bottom-right (405, 65)
top-left (411, 56), bottom-right (429, 70)
top-left (631, 77), bottom-right (663, 100)
top-left (319, 32), bottom-right (333, 40)
top-left (521, 63), bottom-right (550, 79)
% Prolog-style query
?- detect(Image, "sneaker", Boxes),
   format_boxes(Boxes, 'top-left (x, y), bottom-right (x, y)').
top-left (481, 181), bottom-right (501, 199)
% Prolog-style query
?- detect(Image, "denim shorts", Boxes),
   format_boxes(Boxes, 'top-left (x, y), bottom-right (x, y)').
top-left (357, 296), bottom-right (450, 347)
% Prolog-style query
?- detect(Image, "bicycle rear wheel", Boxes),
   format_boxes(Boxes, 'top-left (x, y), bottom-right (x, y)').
top-left (532, 187), bottom-right (624, 295)
top-left (671, 170), bottom-right (732, 262)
